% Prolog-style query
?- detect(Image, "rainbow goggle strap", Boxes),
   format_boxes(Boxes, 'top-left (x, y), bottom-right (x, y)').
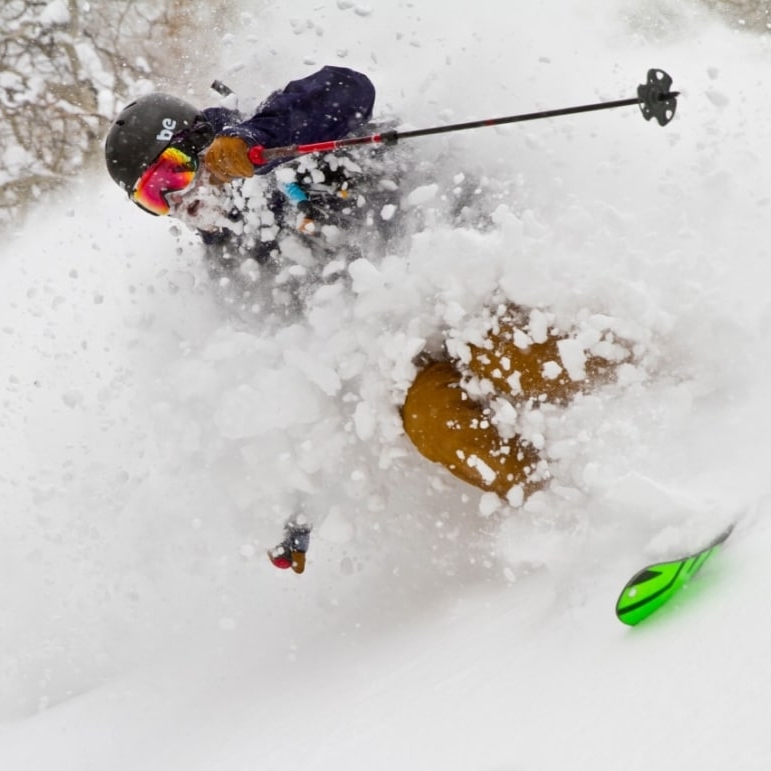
top-left (131, 146), bottom-right (199, 216)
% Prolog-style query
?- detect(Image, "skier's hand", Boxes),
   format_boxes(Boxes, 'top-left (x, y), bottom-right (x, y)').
top-left (203, 136), bottom-right (255, 184)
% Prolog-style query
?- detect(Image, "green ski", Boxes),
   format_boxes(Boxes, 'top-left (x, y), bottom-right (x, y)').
top-left (615, 525), bottom-right (734, 626)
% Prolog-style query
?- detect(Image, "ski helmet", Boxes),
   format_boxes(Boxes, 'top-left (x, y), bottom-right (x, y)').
top-left (104, 93), bottom-right (210, 193)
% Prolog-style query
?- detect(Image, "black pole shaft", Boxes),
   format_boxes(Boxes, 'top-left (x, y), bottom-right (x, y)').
top-left (395, 97), bottom-right (642, 141)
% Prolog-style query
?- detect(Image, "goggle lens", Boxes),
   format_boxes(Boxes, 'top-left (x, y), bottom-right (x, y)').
top-left (132, 146), bottom-right (198, 216)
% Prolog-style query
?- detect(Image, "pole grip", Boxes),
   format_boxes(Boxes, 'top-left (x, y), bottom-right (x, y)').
top-left (248, 144), bottom-right (299, 165)
top-left (247, 145), bottom-right (266, 165)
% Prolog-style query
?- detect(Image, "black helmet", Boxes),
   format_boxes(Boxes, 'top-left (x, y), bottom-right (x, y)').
top-left (104, 93), bottom-right (211, 193)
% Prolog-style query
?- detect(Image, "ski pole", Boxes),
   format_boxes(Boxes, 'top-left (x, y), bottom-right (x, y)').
top-left (248, 68), bottom-right (678, 166)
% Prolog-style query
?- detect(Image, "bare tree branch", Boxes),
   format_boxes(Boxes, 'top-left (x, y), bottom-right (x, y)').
top-left (0, 0), bottom-right (234, 228)
top-left (704, 0), bottom-right (771, 31)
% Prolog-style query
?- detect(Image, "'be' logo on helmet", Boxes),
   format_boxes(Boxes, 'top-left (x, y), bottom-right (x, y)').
top-left (156, 117), bottom-right (177, 142)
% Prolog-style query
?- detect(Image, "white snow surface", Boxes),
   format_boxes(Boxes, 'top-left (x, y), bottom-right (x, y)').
top-left (3, 0), bottom-right (771, 768)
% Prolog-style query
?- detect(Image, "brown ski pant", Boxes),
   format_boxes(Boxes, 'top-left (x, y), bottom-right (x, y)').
top-left (401, 308), bottom-right (619, 500)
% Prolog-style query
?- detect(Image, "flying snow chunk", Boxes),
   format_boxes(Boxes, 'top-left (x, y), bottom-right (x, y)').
top-left (505, 485), bottom-right (524, 507)
top-left (705, 90), bottom-right (730, 108)
top-left (348, 258), bottom-right (383, 292)
top-left (406, 184), bottom-right (439, 207)
top-left (513, 329), bottom-right (532, 349)
top-left (556, 338), bottom-right (586, 380)
top-left (319, 508), bottom-right (354, 543)
top-left (467, 454), bottom-right (496, 485)
top-left (284, 349), bottom-right (341, 396)
top-left (528, 309), bottom-right (549, 344)
top-left (479, 492), bottom-right (501, 518)
top-left (214, 376), bottom-right (321, 437)
top-left (353, 400), bottom-right (376, 440)
top-left (61, 390), bottom-right (84, 408)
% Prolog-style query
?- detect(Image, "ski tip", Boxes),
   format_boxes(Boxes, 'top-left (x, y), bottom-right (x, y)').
top-left (708, 523), bottom-right (735, 549)
top-left (615, 525), bottom-right (734, 627)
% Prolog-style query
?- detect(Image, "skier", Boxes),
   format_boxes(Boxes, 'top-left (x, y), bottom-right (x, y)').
top-left (104, 71), bottom-right (630, 575)
top-left (104, 65), bottom-right (378, 264)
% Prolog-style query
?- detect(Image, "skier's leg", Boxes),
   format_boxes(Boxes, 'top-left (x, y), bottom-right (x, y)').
top-left (466, 306), bottom-right (624, 404)
top-left (401, 360), bottom-right (545, 500)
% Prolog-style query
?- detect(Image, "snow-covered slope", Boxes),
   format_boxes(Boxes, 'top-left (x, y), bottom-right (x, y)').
top-left (2, 0), bottom-right (771, 768)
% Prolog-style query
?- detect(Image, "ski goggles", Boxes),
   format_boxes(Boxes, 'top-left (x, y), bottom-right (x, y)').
top-left (131, 146), bottom-right (199, 216)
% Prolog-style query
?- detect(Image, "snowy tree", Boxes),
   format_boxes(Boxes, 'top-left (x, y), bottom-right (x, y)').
top-left (0, 0), bottom-right (232, 228)
top-left (707, 0), bottom-right (771, 31)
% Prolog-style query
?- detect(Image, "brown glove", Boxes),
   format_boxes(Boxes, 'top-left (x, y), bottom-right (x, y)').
top-left (203, 136), bottom-right (254, 184)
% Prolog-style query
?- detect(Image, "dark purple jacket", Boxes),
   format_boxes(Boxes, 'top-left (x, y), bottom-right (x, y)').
top-left (201, 66), bottom-right (375, 174)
